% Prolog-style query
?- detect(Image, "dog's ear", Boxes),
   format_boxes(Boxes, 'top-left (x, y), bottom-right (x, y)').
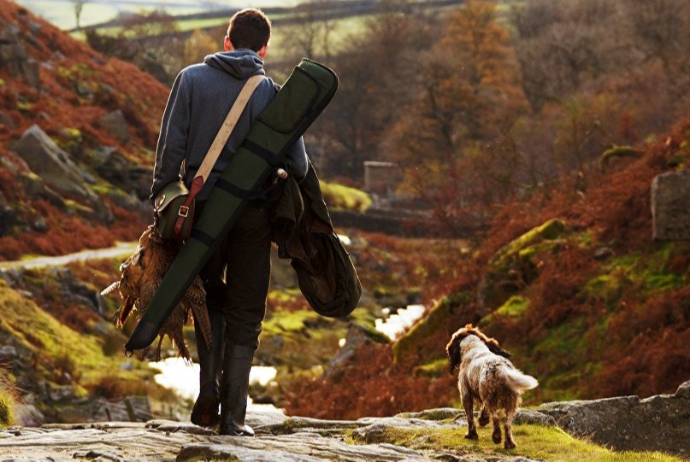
top-left (446, 334), bottom-right (462, 375)
top-left (486, 342), bottom-right (512, 358)
top-left (469, 325), bottom-right (512, 359)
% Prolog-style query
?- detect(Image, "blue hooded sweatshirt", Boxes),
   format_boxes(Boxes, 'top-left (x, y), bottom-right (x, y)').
top-left (151, 49), bottom-right (308, 202)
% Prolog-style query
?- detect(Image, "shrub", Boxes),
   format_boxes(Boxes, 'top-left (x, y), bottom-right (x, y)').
top-left (87, 372), bottom-right (151, 399)
top-left (320, 182), bottom-right (373, 213)
top-left (0, 374), bottom-right (16, 427)
top-left (53, 350), bottom-right (82, 384)
top-left (101, 330), bottom-right (125, 357)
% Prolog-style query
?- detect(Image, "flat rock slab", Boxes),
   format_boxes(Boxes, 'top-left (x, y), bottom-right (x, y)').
top-left (178, 432), bottom-right (426, 462)
top-left (538, 380), bottom-right (690, 456)
top-left (0, 412), bottom-right (540, 462)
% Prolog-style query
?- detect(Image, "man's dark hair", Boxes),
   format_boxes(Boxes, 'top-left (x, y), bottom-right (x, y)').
top-left (227, 8), bottom-right (271, 52)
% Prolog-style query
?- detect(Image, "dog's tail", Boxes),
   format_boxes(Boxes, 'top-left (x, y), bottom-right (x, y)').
top-left (502, 367), bottom-right (539, 392)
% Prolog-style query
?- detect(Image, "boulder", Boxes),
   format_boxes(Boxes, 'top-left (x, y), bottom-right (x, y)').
top-left (652, 169), bottom-right (690, 240)
top-left (99, 110), bottom-right (130, 145)
top-left (93, 146), bottom-right (152, 201)
top-left (11, 125), bottom-right (95, 202)
top-left (0, 191), bottom-right (16, 236)
top-left (324, 323), bottom-right (388, 379)
top-left (47, 396), bottom-right (153, 424)
top-left (0, 20), bottom-right (40, 89)
top-left (538, 380), bottom-right (690, 455)
top-left (16, 171), bottom-right (66, 209)
top-left (14, 404), bottom-right (45, 427)
top-left (0, 111), bottom-right (15, 129)
top-left (0, 345), bottom-right (18, 362)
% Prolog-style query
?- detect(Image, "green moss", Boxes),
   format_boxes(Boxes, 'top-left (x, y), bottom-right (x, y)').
top-left (479, 295), bottom-right (531, 327)
top-left (395, 408), bottom-right (459, 421)
top-left (0, 383), bottom-right (15, 428)
top-left (393, 291), bottom-right (471, 364)
top-left (600, 146), bottom-right (644, 172)
top-left (584, 272), bottom-right (628, 307)
top-left (56, 127), bottom-right (83, 153)
top-left (642, 271), bottom-right (685, 292)
top-left (0, 279), bottom-right (145, 383)
top-left (90, 181), bottom-right (136, 205)
top-left (495, 295), bottom-right (530, 318)
top-left (667, 151), bottom-right (686, 168)
top-left (17, 101), bottom-right (34, 113)
top-left (320, 181), bottom-right (373, 213)
top-left (64, 199), bottom-right (94, 215)
top-left (349, 424), bottom-right (680, 461)
top-left (489, 219), bottom-right (568, 270)
top-left (413, 358), bottom-right (448, 378)
top-left (263, 309), bottom-right (322, 335)
top-left (598, 246), bottom-right (687, 295)
top-left (529, 319), bottom-right (595, 400)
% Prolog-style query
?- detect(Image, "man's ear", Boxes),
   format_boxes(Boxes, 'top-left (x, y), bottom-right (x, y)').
top-left (258, 44), bottom-right (269, 59)
top-left (224, 35), bottom-right (233, 52)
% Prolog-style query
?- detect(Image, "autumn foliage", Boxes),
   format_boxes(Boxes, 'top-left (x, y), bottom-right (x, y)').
top-left (0, 0), bottom-right (167, 260)
top-left (285, 118), bottom-right (690, 418)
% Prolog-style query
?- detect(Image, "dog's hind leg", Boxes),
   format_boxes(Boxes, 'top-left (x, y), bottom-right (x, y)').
top-left (478, 404), bottom-right (490, 427)
top-left (504, 403), bottom-right (517, 449)
top-left (489, 407), bottom-right (502, 445)
top-left (462, 393), bottom-right (478, 440)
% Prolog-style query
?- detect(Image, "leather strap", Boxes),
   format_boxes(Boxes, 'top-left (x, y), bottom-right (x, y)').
top-left (195, 74), bottom-right (265, 184)
top-left (173, 74), bottom-right (264, 236)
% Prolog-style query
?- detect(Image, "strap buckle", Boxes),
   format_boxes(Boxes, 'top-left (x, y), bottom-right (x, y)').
top-left (178, 206), bottom-right (190, 218)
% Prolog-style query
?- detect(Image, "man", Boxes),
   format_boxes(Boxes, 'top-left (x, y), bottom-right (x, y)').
top-left (151, 8), bottom-right (308, 436)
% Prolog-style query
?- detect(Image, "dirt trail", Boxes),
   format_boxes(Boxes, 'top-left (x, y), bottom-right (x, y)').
top-left (0, 241), bottom-right (137, 271)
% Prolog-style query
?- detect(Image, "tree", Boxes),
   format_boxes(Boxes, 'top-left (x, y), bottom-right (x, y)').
top-left (281, 0), bottom-right (337, 60)
top-left (87, 11), bottom-right (184, 84)
top-left (182, 29), bottom-right (219, 68)
top-left (626, 0), bottom-right (690, 80)
top-left (314, 4), bottom-right (441, 180)
top-left (510, 0), bottom-right (630, 112)
top-left (73, 0), bottom-right (89, 31)
top-left (390, 1), bottom-right (526, 178)
top-left (386, 0), bottom-right (528, 234)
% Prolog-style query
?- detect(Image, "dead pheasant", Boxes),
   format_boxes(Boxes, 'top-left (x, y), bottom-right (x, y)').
top-left (102, 227), bottom-right (212, 360)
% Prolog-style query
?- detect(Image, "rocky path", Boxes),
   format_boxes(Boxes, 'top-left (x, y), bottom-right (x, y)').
top-left (0, 242), bottom-right (137, 271)
top-left (2, 381), bottom-right (689, 461)
top-left (0, 408), bottom-right (541, 462)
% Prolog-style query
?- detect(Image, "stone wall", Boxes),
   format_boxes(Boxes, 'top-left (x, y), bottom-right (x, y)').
top-left (652, 169), bottom-right (690, 240)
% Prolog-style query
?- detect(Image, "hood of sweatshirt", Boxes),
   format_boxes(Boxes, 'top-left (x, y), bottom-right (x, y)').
top-left (204, 49), bottom-right (265, 79)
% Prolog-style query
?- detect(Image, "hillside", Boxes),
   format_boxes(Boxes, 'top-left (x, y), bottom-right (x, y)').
top-left (284, 120), bottom-right (690, 417)
top-left (0, 0), bottom-right (169, 260)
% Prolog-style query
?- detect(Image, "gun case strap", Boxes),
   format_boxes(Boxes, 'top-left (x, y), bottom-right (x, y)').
top-left (194, 74), bottom-right (265, 185)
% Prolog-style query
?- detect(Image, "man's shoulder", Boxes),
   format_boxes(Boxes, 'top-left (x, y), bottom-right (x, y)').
top-left (178, 62), bottom-right (212, 79)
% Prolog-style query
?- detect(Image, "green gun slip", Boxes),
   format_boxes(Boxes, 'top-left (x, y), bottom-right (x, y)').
top-left (125, 59), bottom-right (339, 353)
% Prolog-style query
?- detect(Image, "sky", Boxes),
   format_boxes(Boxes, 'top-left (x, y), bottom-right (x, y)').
top-left (12, 0), bottom-right (301, 30)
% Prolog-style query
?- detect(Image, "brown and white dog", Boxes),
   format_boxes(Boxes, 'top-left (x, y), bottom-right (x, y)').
top-left (446, 324), bottom-right (538, 449)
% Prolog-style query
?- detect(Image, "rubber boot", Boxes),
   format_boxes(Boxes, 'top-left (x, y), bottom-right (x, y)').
top-left (191, 311), bottom-right (225, 426)
top-left (218, 344), bottom-right (255, 436)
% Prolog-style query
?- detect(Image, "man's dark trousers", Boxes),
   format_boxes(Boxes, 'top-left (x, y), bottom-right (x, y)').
top-left (197, 203), bottom-right (271, 348)
top-left (191, 203), bottom-right (270, 431)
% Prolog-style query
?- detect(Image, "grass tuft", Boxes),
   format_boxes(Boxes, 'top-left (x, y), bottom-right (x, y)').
top-left (349, 424), bottom-right (681, 462)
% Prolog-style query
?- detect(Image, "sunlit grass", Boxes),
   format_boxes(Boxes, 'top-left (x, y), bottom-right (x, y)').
top-left (349, 424), bottom-right (681, 462)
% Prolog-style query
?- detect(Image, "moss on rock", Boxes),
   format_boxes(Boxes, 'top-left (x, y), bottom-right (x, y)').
top-left (413, 358), bottom-right (449, 378)
top-left (349, 423), bottom-right (680, 461)
top-left (0, 382), bottom-right (15, 428)
top-left (489, 219), bottom-right (568, 270)
top-left (393, 291), bottom-right (471, 365)
top-left (320, 182), bottom-right (372, 213)
top-left (478, 219), bottom-right (568, 314)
